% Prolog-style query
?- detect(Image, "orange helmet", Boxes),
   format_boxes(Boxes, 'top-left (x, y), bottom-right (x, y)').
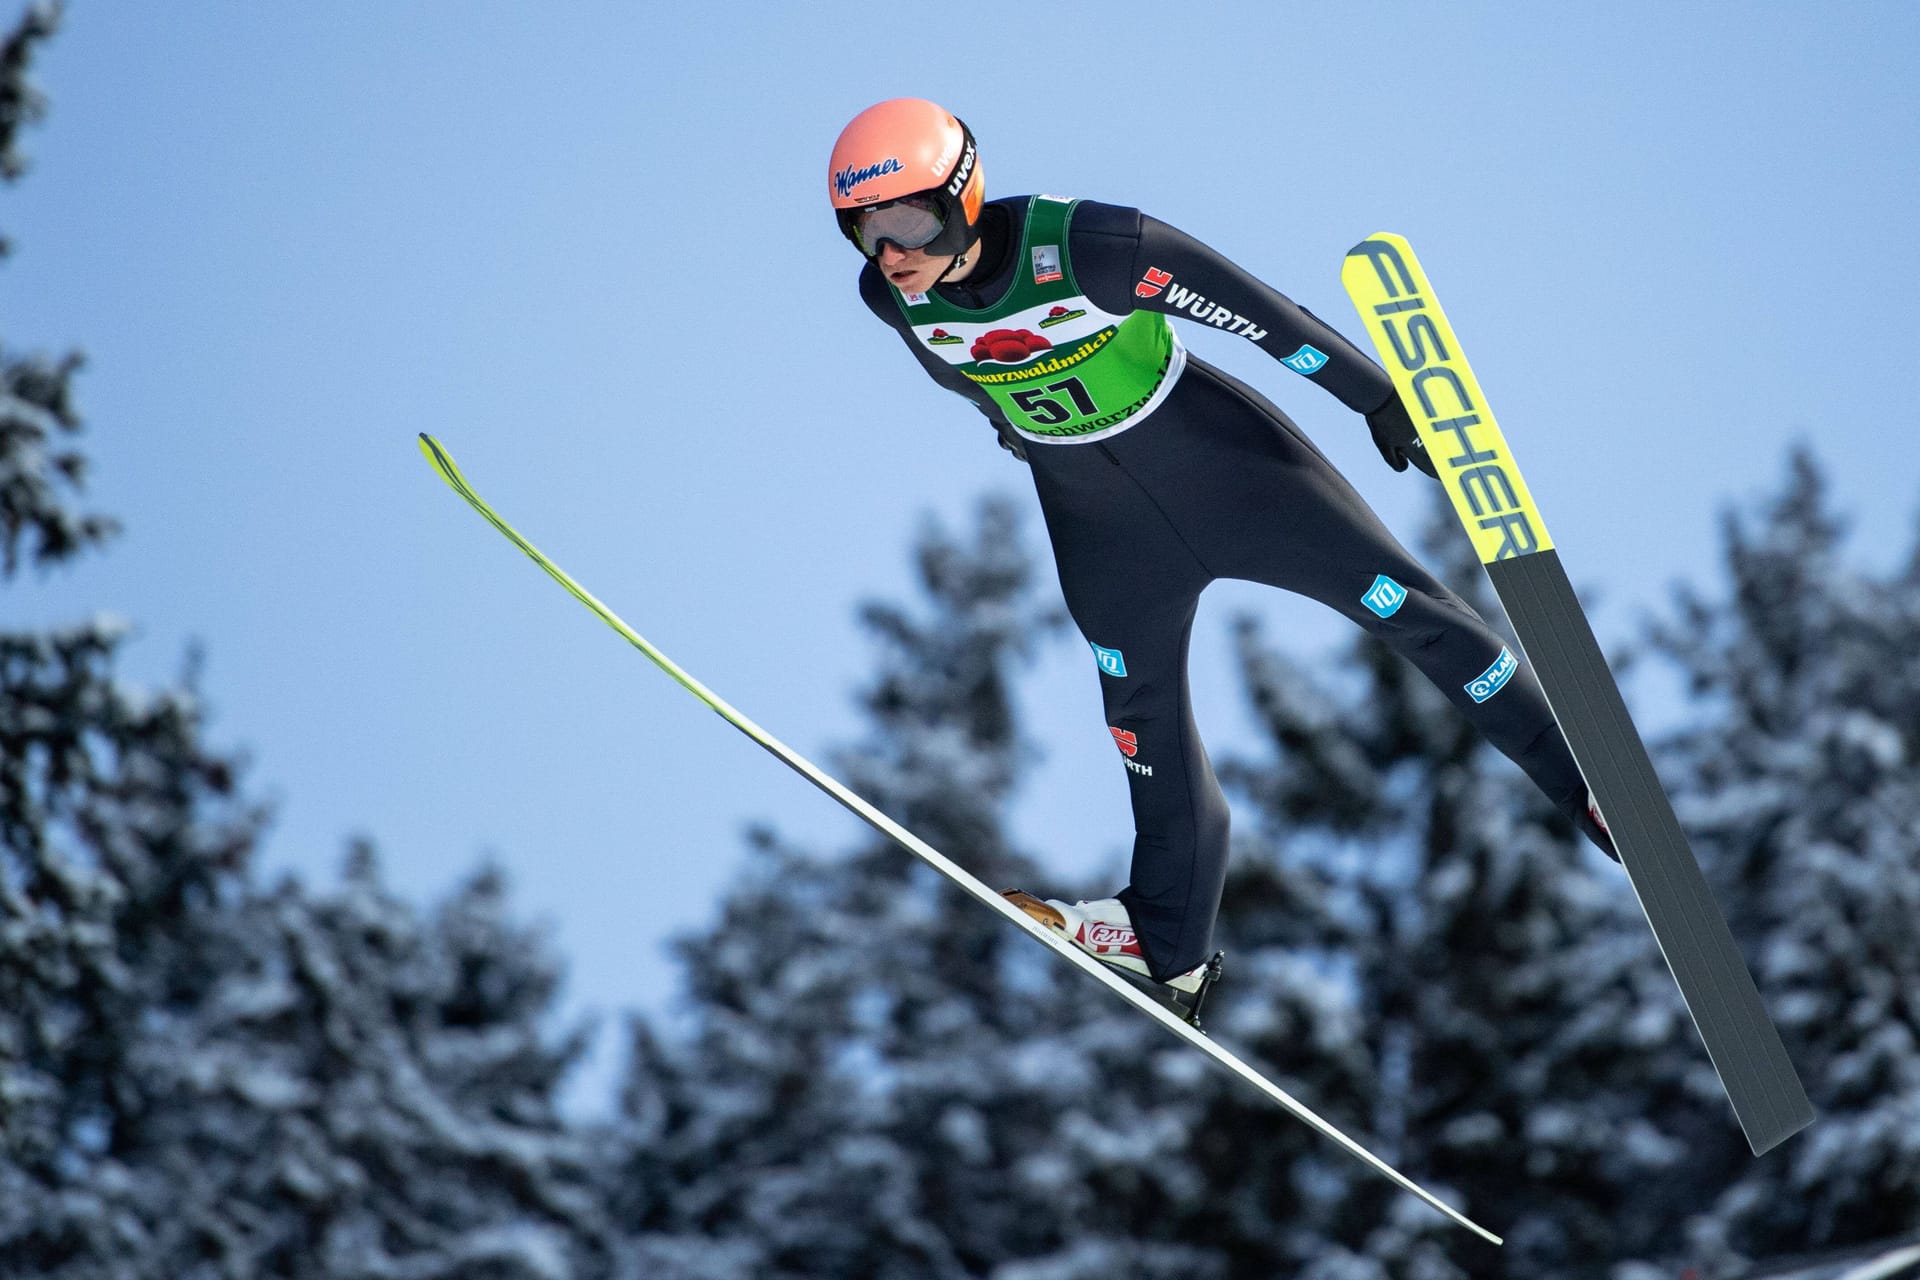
top-left (829, 98), bottom-right (984, 259)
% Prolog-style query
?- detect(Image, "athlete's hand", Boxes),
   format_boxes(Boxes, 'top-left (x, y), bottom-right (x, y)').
top-left (1366, 396), bottom-right (1438, 479)
top-left (993, 421), bottom-right (1029, 461)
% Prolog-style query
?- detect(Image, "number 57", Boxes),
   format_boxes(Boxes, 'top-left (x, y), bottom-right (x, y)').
top-left (1010, 377), bottom-right (1098, 426)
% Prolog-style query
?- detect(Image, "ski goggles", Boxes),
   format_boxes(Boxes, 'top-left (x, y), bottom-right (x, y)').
top-left (848, 194), bottom-right (947, 256)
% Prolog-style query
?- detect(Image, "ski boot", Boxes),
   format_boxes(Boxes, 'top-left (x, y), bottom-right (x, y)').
top-left (1001, 890), bottom-right (1225, 1029)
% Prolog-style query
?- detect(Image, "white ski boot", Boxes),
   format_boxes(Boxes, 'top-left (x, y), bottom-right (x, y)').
top-left (1001, 890), bottom-right (1225, 1026)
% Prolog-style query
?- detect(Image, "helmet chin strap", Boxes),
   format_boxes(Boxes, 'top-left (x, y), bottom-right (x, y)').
top-left (932, 233), bottom-right (981, 286)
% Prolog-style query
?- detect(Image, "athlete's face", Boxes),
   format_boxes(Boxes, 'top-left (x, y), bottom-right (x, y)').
top-left (873, 239), bottom-right (954, 295)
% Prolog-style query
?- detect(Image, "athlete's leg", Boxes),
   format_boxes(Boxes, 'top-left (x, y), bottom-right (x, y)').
top-left (1107, 360), bottom-right (1597, 835)
top-left (1026, 442), bottom-right (1231, 980)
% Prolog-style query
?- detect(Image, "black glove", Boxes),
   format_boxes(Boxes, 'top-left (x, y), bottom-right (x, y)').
top-left (1366, 395), bottom-right (1438, 479)
top-left (993, 421), bottom-right (1029, 461)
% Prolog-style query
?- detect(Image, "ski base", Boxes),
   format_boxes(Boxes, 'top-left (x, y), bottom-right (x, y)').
top-left (1488, 549), bottom-right (1815, 1153)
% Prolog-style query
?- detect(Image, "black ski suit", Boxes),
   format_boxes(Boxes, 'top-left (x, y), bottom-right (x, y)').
top-left (858, 197), bottom-right (1594, 981)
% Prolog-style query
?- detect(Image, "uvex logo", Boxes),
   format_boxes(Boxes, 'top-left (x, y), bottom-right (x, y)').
top-left (1135, 267), bottom-right (1172, 299)
top-left (945, 139), bottom-right (976, 197)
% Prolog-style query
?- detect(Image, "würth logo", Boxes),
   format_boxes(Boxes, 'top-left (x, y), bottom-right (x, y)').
top-left (1110, 727), bottom-right (1153, 777)
top-left (1135, 267), bottom-right (1172, 299)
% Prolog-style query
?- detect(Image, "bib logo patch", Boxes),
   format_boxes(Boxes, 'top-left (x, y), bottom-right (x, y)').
top-left (1039, 304), bottom-right (1087, 329)
top-left (969, 328), bottom-right (1053, 364)
top-left (926, 327), bottom-right (963, 346)
top-left (901, 290), bottom-right (930, 306)
top-left (1032, 244), bottom-right (1063, 284)
top-left (1282, 344), bottom-right (1328, 375)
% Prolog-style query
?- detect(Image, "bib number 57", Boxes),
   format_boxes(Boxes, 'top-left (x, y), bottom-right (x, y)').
top-left (1010, 377), bottom-right (1098, 426)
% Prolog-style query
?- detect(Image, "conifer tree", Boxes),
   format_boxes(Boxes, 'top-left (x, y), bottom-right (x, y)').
top-left (1, 8), bottom-right (262, 1266)
top-left (1646, 450), bottom-right (1920, 1274)
top-left (3, 18), bottom-right (603, 1273)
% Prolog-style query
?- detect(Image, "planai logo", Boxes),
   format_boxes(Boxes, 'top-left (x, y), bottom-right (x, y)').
top-left (1362, 574), bottom-right (1407, 618)
top-left (1282, 344), bottom-right (1328, 375)
top-left (1464, 647), bottom-right (1518, 703)
top-left (1091, 642), bottom-right (1128, 677)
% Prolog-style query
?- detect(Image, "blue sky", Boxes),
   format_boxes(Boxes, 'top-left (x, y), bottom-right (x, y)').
top-left (9, 2), bottom-right (1917, 1110)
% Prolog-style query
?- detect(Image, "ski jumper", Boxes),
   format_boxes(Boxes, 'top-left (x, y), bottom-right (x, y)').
top-left (857, 196), bottom-right (1592, 982)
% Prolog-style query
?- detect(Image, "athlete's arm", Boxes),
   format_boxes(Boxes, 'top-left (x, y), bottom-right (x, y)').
top-left (1065, 202), bottom-right (1398, 415)
top-left (857, 264), bottom-right (1029, 458)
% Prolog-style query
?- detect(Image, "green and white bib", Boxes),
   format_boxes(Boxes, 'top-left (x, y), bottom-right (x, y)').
top-left (894, 196), bottom-right (1187, 444)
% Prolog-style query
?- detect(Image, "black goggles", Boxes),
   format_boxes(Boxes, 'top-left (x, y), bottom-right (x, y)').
top-left (849, 194), bottom-right (947, 256)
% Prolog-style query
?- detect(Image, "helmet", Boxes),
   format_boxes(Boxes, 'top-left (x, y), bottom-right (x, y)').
top-left (829, 98), bottom-right (984, 259)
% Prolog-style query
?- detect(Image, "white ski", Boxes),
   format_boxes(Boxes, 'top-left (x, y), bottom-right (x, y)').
top-left (418, 432), bottom-right (1503, 1246)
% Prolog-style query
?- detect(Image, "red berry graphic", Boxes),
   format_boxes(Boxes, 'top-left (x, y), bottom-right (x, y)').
top-left (932, 328), bottom-right (949, 338)
top-left (989, 339), bottom-right (1027, 363)
top-left (1025, 334), bottom-right (1052, 351)
top-left (1049, 306), bottom-right (1068, 317)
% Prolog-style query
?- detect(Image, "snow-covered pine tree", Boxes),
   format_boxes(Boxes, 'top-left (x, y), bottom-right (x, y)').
top-left (1645, 449), bottom-right (1920, 1275)
top-left (3, 23), bottom-right (605, 1273)
top-left (1, 8), bottom-right (264, 1267)
top-left (125, 846), bottom-right (608, 1280)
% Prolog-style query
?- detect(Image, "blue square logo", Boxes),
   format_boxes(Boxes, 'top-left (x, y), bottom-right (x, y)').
top-left (1281, 344), bottom-right (1328, 375)
top-left (1362, 574), bottom-right (1407, 619)
top-left (1091, 642), bottom-right (1128, 677)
